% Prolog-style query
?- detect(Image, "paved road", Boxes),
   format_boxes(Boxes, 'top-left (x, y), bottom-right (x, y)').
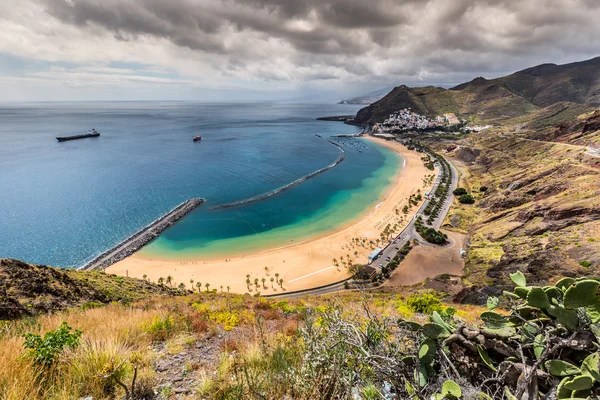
top-left (270, 143), bottom-right (459, 299)
top-left (373, 147), bottom-right (458, 271)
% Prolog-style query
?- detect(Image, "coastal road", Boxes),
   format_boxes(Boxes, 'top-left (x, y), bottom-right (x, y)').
top-left (373, 148), bottom-right (458, 272)
top-left (270, 143), bottom-right (459, 299)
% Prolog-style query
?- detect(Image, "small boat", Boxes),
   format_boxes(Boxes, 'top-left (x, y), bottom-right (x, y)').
top-left (56, 129), bottom-right (100, 142)
top-left (193, 135), bottom-right (201, 142)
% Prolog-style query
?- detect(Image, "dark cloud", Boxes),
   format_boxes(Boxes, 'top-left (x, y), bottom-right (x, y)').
top-left (25, 0), bottom-right (600, 88)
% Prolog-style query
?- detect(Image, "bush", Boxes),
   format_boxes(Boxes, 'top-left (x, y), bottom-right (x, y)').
top-left (144, 315), bottom-right (175, 341)
top-left (406, 293), bottom-right (442, 314)
top-left (458, 194), bottom-right (475, 204)
top-left (80, 301), bottom-right (105, 310)
top-left (479, 186), bottom-right (488, 192)
top-left (580, 260), bottom-right (592, 268)
top-left (22, 322), bottom-right (82, 367)
top-left (452, 188), bottom-right (467, 196)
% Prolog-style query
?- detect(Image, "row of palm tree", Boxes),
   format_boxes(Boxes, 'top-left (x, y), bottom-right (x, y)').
top-left (245, 273), bottom-right (284, 292)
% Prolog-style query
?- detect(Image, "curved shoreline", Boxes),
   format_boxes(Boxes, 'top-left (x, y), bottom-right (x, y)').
top-left (79, 198), bottom-right (204, 271)
top-left (210, 137), bottom-right (346, 210)
top-left (107, 138), bottom-right (433, 295)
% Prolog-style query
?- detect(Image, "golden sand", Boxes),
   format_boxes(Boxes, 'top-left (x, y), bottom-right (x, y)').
top-left (106, 137), bottom-right (433, 294)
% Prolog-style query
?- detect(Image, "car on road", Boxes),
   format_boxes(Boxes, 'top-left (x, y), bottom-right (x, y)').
top-left (385, 256), bottom-right (391, 261)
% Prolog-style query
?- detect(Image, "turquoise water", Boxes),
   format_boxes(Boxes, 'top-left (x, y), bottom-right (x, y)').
top-left (0, 102), bottom-right (401, 267)
top-left (140, 140), bottom-right (401, 259)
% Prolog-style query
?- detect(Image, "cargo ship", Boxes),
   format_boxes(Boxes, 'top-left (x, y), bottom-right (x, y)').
top-left (56, 129), bottom-right (100, 142)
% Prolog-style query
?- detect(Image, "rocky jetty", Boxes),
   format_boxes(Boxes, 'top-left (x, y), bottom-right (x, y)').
top-left (81, 198), bottom-right (204, 270)
top-left (211, 139), bottom-right (345, 210)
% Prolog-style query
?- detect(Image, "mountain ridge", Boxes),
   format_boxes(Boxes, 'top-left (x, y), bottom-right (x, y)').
top-left (353, 56), bottom-right (600, 125)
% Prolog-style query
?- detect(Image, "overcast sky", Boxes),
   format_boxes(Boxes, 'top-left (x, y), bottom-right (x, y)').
top-left (1, 0), bottom-right (599, 102)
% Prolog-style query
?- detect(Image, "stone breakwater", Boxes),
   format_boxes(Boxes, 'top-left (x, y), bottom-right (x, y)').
top-left (79, 198), bottom-right (204, 271)
top-left (210, 138), bottom-right (346, 210)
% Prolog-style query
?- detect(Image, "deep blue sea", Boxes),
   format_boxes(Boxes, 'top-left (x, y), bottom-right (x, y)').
top-left (0, 102), bottom-right (400, 268)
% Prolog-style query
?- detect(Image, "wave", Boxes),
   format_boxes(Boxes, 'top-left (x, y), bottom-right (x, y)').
top-left (210, 137), bottom-right (346, 210)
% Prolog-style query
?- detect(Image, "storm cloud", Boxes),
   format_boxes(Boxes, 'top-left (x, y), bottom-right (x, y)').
top-left (1, 0), bottom-right (599, 100)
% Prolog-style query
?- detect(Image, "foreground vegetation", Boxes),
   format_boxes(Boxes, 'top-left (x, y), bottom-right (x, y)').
top-left (0, 289), bottom-right (483, 400)
top-left (4, 271), bottom-right (600, 399)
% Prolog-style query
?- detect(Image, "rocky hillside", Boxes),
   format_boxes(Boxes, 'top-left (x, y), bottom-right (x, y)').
top-left (0, 258), bottom-right (186, 319)
top-left (441, 110), bottom-right (600, 290)
top-left (353, 56), bottom-right (600, 125)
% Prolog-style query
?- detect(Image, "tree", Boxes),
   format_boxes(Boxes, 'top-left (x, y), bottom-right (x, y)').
top-left (178, 283), bottom-right (185, 290)
top-left (196, 282), bottom-right (202, 293)
top-left (220, 285), bottom-right (223, 293)
top-left (190, 279), bottom-right (194, 290)
top-left (479, 186), bottom-right (488, 192)
top-left (264, 266), bottom-right (269, 275)
top-left (452, 187), bottom-right (467, 196)
top-left (261, 278), bottom-right (267, 289)
top-left (246, 278), bottom-right (251, 291)
top-left (205, 283), bottom-right (210, 293)
top-left (279, 278), bottom-right (284, 289)
top-left (227, 286), bottom-right (230, 293)
top-left (458, 193), bottom-right (475, 204)
top-left (270, 277), bottom-right (275, 289)
top-left (254, 278), bottom-right (259, 291)
top-left (166, 275), bottom-right (173, 287)
top-left (142, 274), bottom-right (147, 281)
top-left (158, 277), bottom-right (164, 285)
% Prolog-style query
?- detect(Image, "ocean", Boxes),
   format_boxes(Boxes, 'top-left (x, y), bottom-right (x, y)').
top-left (0, 102), bottom-right (401, 268)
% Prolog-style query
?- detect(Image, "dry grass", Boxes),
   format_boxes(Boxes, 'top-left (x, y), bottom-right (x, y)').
top-left (0, 291), bottom-right (490, 399)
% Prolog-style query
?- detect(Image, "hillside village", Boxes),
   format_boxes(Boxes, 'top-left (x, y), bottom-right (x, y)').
top-left (372, 108), bottom-right (490, 135)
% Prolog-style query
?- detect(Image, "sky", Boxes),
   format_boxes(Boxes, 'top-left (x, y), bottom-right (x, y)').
top-left (1, 0), bottom-right (599, 102)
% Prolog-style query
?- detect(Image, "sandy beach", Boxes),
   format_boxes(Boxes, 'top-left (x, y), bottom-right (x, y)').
top-left (106, 137), bottom-right (433, 294)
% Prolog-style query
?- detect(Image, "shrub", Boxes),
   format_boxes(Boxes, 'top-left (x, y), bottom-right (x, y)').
top-left (580, 260), bottom-right (592, 268)
top-left (458, 194), bottom-right (475, 204)
top-left (80, 301), bottom-right (105, 311)
top-left (479, 186), bottom-right (488, 192)
top-left (22, 322), bottom-right (82, 367)
top-left (406, 293), bottom-right (442, 314)
top-left (452, 188), bottom-right (467, 196)
top-left (144, 315), bottom-right (175, 341)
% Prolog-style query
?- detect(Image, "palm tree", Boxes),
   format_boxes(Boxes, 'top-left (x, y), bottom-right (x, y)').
top-left (279, 278), bottom-right (284, 289)
top-left (275, 273), bottom-right (280, 282)
top-left (227, 286), bottom-right (230, 293)
top-left (166, 275), bottom-right (173, 287)
top-left (220, 285), bottom-right (223, 293)
top-left (246, 278), bottom-right (251, 291)
top-left (178, 283), bottom-right (185, 290)
top-left (158, 277), bottom-right (164, 285)
top-left (142, 274), bottom-right (147, 281)
top-left (264, 266), bottom-right (269, 275)
top-left (254, 278), bottom-right (259, 291)
top-left (270, 277), bottom-right (275, 289)
top-left (205, 283), bottom-right (210, 292)
top-left (196, 282), bottom-right (202, 293)
top-left (190, 279), bottom-right (194, 290)
top-left (261, 278), bottom-right (267, 289)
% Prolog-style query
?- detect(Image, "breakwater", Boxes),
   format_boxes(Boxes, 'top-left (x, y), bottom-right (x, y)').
top-left (210, 138), bottom-right (346, 210)
top-left (79, 198), bottom-right (204, 270)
